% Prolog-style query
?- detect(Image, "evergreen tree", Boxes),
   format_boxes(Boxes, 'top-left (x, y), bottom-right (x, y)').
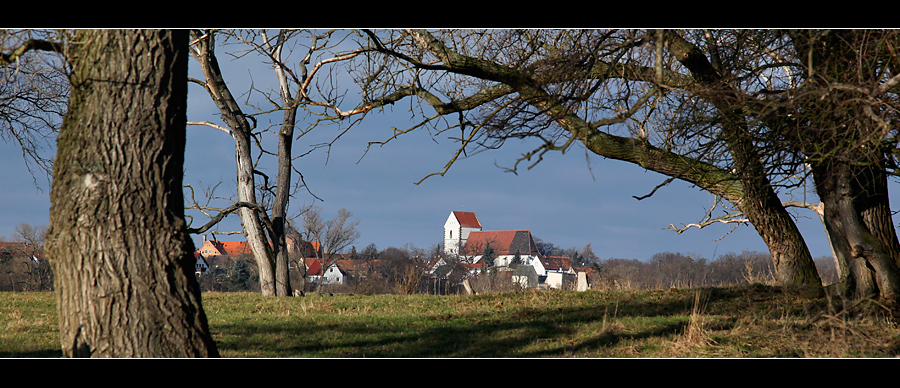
top-left (482, 244), bottom-right (496, 268)
top-left (512, 250), bottom-right (523, 266)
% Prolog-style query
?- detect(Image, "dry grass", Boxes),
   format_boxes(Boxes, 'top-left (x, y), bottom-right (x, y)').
top-left (2, 285), bottom-right (899, 358)
top-left (675, 290), bottom-right (715, 351)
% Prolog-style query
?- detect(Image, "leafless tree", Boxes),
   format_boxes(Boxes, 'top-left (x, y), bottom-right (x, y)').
top-left (300, 204), bottom-right (360, 259)
top-left (345, 29), bottom-right (900, 307)
top-left (0, 29), bottom-right (68, 183)
top-left (186, 29), bottom-right (381, 297)
top-left (12, 222), bottom-right (46, 252)
top-left (343, 29), bottom-right (820, 289)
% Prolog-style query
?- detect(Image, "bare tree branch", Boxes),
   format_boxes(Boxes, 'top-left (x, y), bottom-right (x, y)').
top-left (186, 201), bottom-right (267, 234)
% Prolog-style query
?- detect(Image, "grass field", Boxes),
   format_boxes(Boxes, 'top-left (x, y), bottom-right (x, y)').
top-left (2, 284), bottom-right (898, 357)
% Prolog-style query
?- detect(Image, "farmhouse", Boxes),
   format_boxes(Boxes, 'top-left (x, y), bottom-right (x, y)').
top-left (541, 255), bottom-right (577, 290)
top-left (194, 233), bottom-right (347, 285)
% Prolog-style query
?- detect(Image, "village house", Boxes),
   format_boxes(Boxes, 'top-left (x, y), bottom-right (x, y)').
top-left (195, 234), bottom-right (323, 278)
top-left (541, 256), bottom-right (577, 290)
top-left (0, 241), bottom-right (44, 267)
top-left (305, 257), bottom-right (351, 285)
top-left (190, 214), bottom-right (592, 292)
top-left (194, 252), bottom-right (209, 275)
top-left (196, 234), bottom-right (314, 257)
top-left (196, 234), bottom-right (253, 257)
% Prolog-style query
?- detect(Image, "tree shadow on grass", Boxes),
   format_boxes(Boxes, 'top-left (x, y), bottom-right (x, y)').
top-left (1, 349), bottom-right (63, 358)
top-left (210, 287), bottom-right (758, 357)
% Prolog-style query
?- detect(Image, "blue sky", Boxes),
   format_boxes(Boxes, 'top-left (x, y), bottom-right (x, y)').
top-left (0, 114), bottom-right (842, 261)
top-left (0, 33), bottom-right (878, 262)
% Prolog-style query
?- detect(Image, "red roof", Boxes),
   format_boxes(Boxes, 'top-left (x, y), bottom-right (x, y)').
top-left (463, 262), bottom-right (484, 270)
top-left (216, 241), bottom-right (252, 257)
top-left (453, 211), bottom-right (482, 228)
top-left (541, 256), bottom-right (573, 271)
top-left (304, 257), bottom-right (348, 276)
top-left (200, 237), bottom-right (314, 257)
top-left (461, 230), bottom-right (541, 257)
top-left (304, 257), bottom-right (327, 276)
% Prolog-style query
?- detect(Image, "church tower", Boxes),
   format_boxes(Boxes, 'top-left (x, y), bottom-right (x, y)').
top-left (443, 211), bottom-right (482, 255)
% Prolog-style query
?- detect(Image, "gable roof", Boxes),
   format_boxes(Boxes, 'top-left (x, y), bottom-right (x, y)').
top-left (194, 252), bottom-right (209, 265)
top-left (198, 237), bottom-right (250, 257)
top-left (541, 256), bottom-right (573, 271)
top-left (452, 211), bottom-right (482, 229)
top-left (304, 257), bottom-right (329, 276)
top-left (216, 241), bottom-right (252, 257)
top-left (304, 257), bottom-right (349, 276)
top-left (461, 230), bottom-right (541, 257)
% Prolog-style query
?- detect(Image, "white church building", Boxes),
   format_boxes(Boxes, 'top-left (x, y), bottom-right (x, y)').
top-left (438, 211), bottom-right (586, 291)
top-left (443, 211), bottom-right (543, 269)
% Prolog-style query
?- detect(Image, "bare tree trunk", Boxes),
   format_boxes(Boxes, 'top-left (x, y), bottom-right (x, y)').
top-left (782, 30), bottom-right (900, 306)
top-left (662, 31), bottom-right (822, 289)
top-left (46, 29), bottom-right (219, 357)
top-left (234, 130), bottom-right (277, 296)
top-left (857, 163), bottom-right (900, 269)
top-left (719, 117), bottom-right (821, 288)
top-left (189, 31), bottom-right (277, 296)
top-left (272, 100), bottom-right (296, 296)
top-left (813, 161), bottom-right (900, 306)
top-left (268, 31), bottom-right (299, 297)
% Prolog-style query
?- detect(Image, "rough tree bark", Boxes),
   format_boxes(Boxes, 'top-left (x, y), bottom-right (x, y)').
top-left (813, 160), bottom-right (900, 306)
top-left (46, 29), bottom-right (219, 357)
top-left (782, 29), bottom-right (900, 306)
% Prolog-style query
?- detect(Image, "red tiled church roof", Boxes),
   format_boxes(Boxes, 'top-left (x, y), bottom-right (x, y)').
top-left (461, 230), bottom-right (541, 257)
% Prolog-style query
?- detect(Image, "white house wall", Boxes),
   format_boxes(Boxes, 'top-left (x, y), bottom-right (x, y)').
top-left (492, 255), bottom-right (542, 272)
top-left (323, 266), bottom-right (346, 285)
top-left (546, 272), bottom-right (564, 289)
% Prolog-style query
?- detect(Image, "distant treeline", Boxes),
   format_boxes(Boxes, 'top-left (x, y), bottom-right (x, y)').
top-left (588, 251), bottom-right (839, 291)
top-left (0, 245), bottom-right (839, 293)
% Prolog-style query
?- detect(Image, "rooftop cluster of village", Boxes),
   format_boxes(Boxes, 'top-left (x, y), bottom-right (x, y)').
top-left (194, 211), bottom-right (592, 294)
